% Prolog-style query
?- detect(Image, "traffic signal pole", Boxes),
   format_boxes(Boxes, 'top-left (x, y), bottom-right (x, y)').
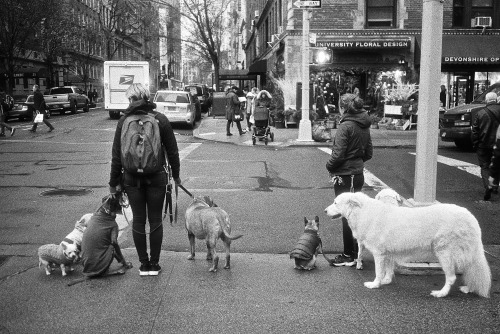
top-left (297, 8), bottom-right (313, 142)
top-left (413, 0), bottom-right (444, 204)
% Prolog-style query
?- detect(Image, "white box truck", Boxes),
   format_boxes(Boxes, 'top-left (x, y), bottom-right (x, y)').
top-left (103, 61), bottom-right (149, 119)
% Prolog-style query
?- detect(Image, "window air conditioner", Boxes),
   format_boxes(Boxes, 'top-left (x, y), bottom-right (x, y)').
top-left (278, 25), bottom-right (283, 34)
top-left (254, 10), bottom-right (259, 18)
top-left (473, 16), bottom-right (492, 28)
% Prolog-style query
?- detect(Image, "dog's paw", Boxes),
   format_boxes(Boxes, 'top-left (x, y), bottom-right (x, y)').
top-left (459, 286), bottom-right (470, 294)
top-left (187, 254), bottom-right (195, 260)
top-left (209, 267), bottom-right (217, 272)
top-left (381, 277), bottom-right (393, 285)
top-left (45, 271), bottom-right (51, 276)
top-left (223, 265), bottom-right (230, 269)
top-left (124, 262), bottom-right (133, 269)
top-left (364, 281), bottom-right (381, 289)
top-left (356, 261), bottom-right (363, 270)
top-left (430, 290), bottom-right (448, 298)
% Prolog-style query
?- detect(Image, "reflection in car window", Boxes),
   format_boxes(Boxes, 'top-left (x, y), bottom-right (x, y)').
top-left (155, 92), bottom-right (189, 104)
top-left (50, 88), bottom-right (73, 94)
top-left (475, 83), bottom-right (500, 103)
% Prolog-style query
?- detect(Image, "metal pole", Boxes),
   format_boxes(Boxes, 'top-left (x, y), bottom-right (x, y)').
top-left (413, 0), bottom-right (443, 204)
top-left (298, 9), bottom-right (313, 141)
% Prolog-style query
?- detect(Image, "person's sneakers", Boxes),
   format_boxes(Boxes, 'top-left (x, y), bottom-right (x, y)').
top-left (139, 261), bottom-right (150, 276)
top-left (331, 254), bottom-right (356, 267)
top-left (226, 133), bottom-right (233, 136)
top-left (29, 129), bottom-right (36, 133)
top-left (48, 128), bottom-right (54, 132)
top-left (484, 188), bottom-right (493, 201)
top-left (149, 262), bottom-right (161, 276)
top-left (10, 128), bottom-right (16, 136)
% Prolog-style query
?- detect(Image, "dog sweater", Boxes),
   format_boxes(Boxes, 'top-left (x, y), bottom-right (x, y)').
top-left (81, 212), bottom-right (117, 277)
top-left (38, 244), bottom-right (74, 265)
top-left (289, 230), bottom-right (322, 260)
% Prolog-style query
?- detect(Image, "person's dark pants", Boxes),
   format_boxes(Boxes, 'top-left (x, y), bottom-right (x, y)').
top-left (0, 113), bottom-right (12, 134)
top-left (226, 119), bottom-right (243, 134)
top-left (31, 110), bottom-right (54, 131)
top-left (476, 147), bottom-right (498, 190)
top-left (124, 172), bottom-right (167, 264)
top-left (333, 173), bottom-right (365, 257)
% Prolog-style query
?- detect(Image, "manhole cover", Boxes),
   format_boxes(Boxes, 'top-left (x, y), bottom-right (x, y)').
top-left (39, 188), bottom-right (93, 197)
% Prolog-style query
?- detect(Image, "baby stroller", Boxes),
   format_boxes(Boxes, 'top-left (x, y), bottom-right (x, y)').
top-left (252, 106), bottom-right (274, 145)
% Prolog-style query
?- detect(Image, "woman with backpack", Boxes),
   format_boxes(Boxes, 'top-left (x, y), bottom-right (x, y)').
top-left (109, 83), bottom-right (181, 276)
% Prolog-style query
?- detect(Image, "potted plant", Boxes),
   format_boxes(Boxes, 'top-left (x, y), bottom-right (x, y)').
top-left (271, 109), bottom-right (285, 128)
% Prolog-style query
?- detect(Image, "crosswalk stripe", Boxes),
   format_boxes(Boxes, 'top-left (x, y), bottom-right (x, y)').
top-left (179, 143), bottom-right (202, 161)
top-left (318, 147), bottom-right (387, 188)
top-left (409, 153), bottom-right (481, 178)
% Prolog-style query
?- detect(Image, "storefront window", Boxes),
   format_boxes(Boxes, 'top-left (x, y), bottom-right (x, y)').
top-left (366, 0), bottom-right (396, 28)
top-left (441, 71), bottom-right (500, 108)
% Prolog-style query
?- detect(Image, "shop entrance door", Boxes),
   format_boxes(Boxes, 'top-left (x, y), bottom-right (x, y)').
top-left (452, 74), bottom-right (473, 107)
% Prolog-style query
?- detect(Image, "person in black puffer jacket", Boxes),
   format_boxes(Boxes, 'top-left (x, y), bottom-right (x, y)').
top-left (326, 94), bottom-right (373, 267)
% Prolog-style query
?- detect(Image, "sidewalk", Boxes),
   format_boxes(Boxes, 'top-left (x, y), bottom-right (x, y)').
top-left (0, 249), bottom-right (498, 334)
top-left (193, 116), bottom-right (456, 148)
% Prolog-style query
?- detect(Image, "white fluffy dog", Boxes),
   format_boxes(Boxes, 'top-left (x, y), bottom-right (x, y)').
top-left (325, 192), bottom-right (491, 298)
top-left (60, 213), bottom-right (93, 261)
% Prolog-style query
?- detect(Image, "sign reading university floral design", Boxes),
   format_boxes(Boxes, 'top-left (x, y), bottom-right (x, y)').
top-left (317, 39), bottom-right (411, 49)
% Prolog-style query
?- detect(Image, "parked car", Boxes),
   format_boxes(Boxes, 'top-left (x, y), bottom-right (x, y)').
top-left (153, 90), bottom-right (198, 128)
top-left (44, 86), bottom-right (89, 115)
top-left (6, 95), bottom-right (51, 121)
top-left (440, 82), bottom-right (500, 149)
top-left (184, 84), bottom-right (209, 114)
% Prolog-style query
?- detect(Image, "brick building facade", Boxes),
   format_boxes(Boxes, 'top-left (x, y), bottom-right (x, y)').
top-left (242, 0), bottom-right (500, 114)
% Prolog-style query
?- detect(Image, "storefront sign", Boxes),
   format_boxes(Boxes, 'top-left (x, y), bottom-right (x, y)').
top-left (317, 40), bottom-right (410, 49)
top-left (443, 57), bottom-right (500, 63)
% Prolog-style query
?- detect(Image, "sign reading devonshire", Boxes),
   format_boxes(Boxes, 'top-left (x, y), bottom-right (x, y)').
top-left (443, 56), bottom-right (500, 63)
top-left (317, 40), bottom-right (411, 49)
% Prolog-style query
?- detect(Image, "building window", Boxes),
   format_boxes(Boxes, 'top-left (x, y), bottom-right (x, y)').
top-left (453, 0), bottom-right (495, 27)
top-left (366, 0), bottom-right (396, 28)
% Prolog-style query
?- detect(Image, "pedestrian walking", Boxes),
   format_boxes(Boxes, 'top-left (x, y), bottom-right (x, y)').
top-left (0, 92), bottom-right (16, 137)
top-left (245, 87), bottom-right (258, 131)
top-left (109, 83), bottom-right (181, 276)
top-left (225, 86), bottom-right (246, 136)
top-left (471, 92), bottom-right (500, 200)
top-left (29, 85), bottom-right (54, 133)
top-left (326, 94), bottom-right (373, 266)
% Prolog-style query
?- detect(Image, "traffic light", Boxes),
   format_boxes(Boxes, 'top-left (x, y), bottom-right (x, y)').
top-left (310, 47), bottom-right (332, 64)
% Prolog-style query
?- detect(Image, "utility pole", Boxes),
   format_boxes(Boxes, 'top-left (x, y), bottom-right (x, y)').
top-left (413, 0), bottom-right (444, 204)
top-left (298, 8), bottom-right (313, 142)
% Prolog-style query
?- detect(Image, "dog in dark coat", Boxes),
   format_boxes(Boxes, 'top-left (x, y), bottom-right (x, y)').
top-left (68, 193), bottom-right (132, 286)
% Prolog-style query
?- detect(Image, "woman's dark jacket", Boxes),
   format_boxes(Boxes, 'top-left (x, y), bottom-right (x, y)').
top-left (326, 110), bottom-right (373, 176)
top-left (109, 99), bottom-right (180, 188)
top-left (33, 90), bottom-right (46, 112)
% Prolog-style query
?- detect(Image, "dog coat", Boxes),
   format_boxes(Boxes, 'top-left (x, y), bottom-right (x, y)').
top-left (289, 230), bottom-right (322, 260)
top-left (81, 212), bottom-right (118, 277)
top-left (38, 244), bottom-right (74, 265)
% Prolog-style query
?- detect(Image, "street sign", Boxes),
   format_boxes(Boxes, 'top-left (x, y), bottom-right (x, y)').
top-left (294, 0), bottom-right (321, 9)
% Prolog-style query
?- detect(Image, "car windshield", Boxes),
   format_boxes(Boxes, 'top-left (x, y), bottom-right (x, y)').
top-left (50, 88), bottom-right (73, 94)
top-left (184, 86), bottom-right (202, 96)
top-left (474, 83), bottom-right (500, 103)
top-left (26, 95), bottom-right (34, 102)
top-left (155, 92), bottom-right (189, 104)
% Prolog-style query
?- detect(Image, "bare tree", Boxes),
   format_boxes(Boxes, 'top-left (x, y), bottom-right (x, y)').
top-left (0, 0), bottom-right (46, 93)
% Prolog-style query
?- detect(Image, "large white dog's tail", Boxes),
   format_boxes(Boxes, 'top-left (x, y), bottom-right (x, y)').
top-left (462, 245), bottom-right (491, 298)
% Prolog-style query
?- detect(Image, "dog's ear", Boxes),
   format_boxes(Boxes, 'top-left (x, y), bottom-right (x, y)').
top-left (314, 216), bottom-right (319, 222)
top-left (304, 217), bottom-right (308, 226)
top-left (347, 193), bottom-right (364, 209)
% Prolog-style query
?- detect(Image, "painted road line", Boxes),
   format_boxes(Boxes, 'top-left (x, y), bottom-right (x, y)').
top-left (318, 147), bottom-right (388, 188)
top-left (409, 153), bottom-right (480, 178)
top-left (179, 143), bottom-right (202, 161)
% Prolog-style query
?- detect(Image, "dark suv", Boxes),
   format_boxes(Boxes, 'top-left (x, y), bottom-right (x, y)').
top-left (440, 82), bottom-right (500, 149)
top-left (184, 84), bottom-right (209, 113)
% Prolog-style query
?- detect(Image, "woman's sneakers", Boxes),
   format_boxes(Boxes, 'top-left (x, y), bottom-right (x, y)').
top-left (139, 261), bottom-right (151, 276)
top-left (331, 254), bottom-right (356, 267)
top-left (139, 261), bottom-right (162, 276)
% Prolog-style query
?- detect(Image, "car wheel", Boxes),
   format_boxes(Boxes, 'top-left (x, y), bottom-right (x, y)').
top-left (454, 139), bottom-right (473, 151)
top-left (70, 101), bottom-right (77, 114)
top-left (83, 101), bottom-right (89, 112)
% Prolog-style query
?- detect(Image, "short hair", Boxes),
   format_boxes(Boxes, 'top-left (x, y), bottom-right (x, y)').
top-left (251, 87), bottom-right (259, 94)
top-left (125, 83), bottom-right (150, 101)
top-left (339, 93), bottom-right (356, 109)
top-left (485, 92), bottom-right (498, 103)
top-left (33, 84), bottom-right (40, 91)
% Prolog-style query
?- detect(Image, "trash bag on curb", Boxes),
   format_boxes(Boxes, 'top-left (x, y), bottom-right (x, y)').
top-left (312, 121), bottom-right (331, 142)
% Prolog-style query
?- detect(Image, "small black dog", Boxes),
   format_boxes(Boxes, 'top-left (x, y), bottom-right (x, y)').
top-left (68, 193), bottom-right (132, 286)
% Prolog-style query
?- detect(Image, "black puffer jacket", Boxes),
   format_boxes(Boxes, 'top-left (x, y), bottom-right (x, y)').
top-left (109, 99), bottom-right (180, 188)
top-left (471, 103), bottom-right (500, 150)
top-left (326, 110), bottom-right (373, 176)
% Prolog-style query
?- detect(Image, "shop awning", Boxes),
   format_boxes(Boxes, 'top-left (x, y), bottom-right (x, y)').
top-left (219, 69), bottom-right (257, 81)
top-left (248, 59), bottom-right (267, 74)
top-left (415, 34), bottom-right (500, 65)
